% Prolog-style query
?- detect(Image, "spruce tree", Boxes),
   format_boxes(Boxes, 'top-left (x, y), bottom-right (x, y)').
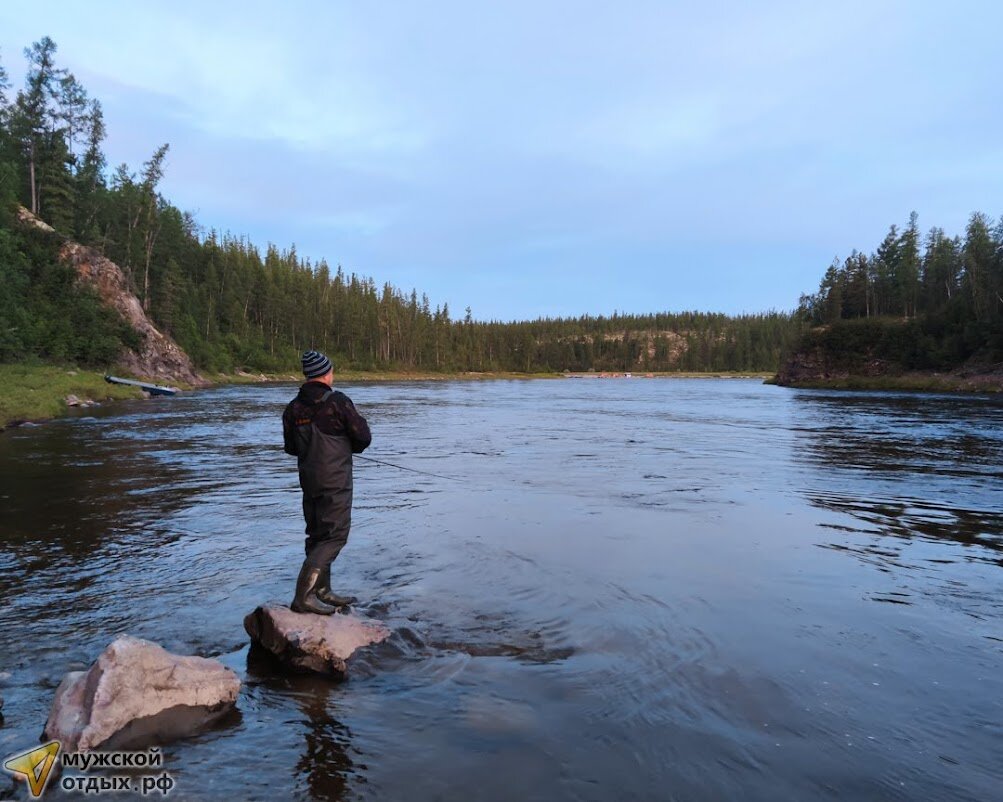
top-left (13, 37), bottom-right (66, 215)
top-left (963, 213), bottom-right (996, 323)
top-left (74, 99), bottom-right (106, 241)
top-left (897, 212), bottom-right (921, 317)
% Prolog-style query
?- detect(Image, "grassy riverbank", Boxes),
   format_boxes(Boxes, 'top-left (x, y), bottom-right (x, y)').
top-left (0, 366), bottom-right (565, 430)
top-left (0, 364), bottom-right (144, 429)
top-left (1, 365), bottom-right (779, 432)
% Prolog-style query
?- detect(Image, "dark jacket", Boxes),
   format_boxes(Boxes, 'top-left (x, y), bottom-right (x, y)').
top-left (282, 381), bottom-right (372, 497)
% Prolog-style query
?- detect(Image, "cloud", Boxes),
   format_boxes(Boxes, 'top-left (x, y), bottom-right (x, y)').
top-left (2, 0), bottom-right (1001, 319)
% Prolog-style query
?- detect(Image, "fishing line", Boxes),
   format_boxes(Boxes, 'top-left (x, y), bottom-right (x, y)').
top-left (355, 454), bottom-right (468, 483)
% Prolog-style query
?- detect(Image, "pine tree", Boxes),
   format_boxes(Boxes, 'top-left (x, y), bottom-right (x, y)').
top-left (963, 212), bottom-right (996, 323)
top-left (843, 251), bottom-right (870, 318)
top-left (873, 225), bottom-right (900, 316)
top-left (12, 37), bottom-right (66, 215)
top-left (920, 228), bottom-right (960, 312)
top-left (74, 99), bottom-right (106, 241)
top-left (0, 47), bottom-right (10, 116)
top-left (139, 143), bottom-right (169, 310)
top-left (57, 73), bottom-right (89, 157)
top-left (897, 211), bottom-right (921, 317)
top-left (37, 128), bottom-right (74, 231)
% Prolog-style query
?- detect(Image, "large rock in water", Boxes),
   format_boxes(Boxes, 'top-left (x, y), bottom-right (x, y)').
top-left (44, 636), bottom-right (240, 752)
top-left (244, 605), bottom-right (390, 678)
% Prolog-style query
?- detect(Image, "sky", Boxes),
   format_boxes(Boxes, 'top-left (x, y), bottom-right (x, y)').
top-left (3, 1), bottom-right (1001, 321)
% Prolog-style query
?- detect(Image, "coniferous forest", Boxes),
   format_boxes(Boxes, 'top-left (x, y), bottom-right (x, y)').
top-left (796, 211), bottom-right (1003, 370)
top-left (0, 38), bottom-right (802, 375)
top-left (0, 38), bottom-right (998, 378)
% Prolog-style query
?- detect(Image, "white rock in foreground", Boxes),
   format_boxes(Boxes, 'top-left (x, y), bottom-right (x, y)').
top-left (244, 604), bottom-right (390, 678)
top-left (44, 635), bottom-right (240, 752)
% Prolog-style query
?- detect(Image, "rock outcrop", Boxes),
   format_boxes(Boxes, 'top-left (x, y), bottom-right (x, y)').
top-left (16, 206), bottom-right (206, 388)
top-left (60, 240), bottom-right (206, 386)
top-left (244, 605), bottom-right (390, 679)
top-left (775, 344), bottom-right (891, 386)
top-left (774, 322), bottom-right (903, 387)
top-left (775, 322), bottom-right (1003, 392)
top-left (43, 635), bottom-right (240, 752)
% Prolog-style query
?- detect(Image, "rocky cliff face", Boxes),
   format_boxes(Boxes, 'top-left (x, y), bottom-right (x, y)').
top-left (17, 207), bottom-right (206, 387)
top-left (774, 338), bottom-right (891, 386)
top-left (775, 321), bottom-right (1003, 391)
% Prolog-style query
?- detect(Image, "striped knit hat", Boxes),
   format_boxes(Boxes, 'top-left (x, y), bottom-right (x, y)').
top-left (301, 350), bottom-right (333, 379)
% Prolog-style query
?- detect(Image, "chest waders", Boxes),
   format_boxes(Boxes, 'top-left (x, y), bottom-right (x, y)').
top-left (290, 390), bottom-right (358, 614)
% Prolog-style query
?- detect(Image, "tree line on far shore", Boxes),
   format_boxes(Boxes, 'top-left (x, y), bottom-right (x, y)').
top-left (0, 37), bottom-right (802, 375)
top-left (797, 211), bottom-right (1003, 368)
top-left (7, 37), bottom-right (998, 378)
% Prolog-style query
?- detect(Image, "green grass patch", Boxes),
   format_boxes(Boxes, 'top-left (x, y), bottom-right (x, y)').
top-left (0, 363), bottom-right (143, 429)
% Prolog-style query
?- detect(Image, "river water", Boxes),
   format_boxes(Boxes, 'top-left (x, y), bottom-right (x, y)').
top-left (1, 379), bottom-right (1001, 801)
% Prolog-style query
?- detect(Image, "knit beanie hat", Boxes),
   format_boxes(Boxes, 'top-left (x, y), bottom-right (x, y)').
top-left (301, 350), bottom-right (333, 379)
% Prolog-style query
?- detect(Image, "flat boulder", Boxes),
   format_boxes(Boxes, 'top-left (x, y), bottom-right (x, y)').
top-left (44, 635), bottom-right (240, 752)
top-left (244, 605), bottom-right (390, 678)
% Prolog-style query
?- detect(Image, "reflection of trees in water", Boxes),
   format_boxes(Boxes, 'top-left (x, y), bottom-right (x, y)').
top-left (247, 645), bottom-right (359, 802)
top-left (808, 492), bottom-right (1003, 567)
top-left (811, 493), bottom-right (1003, 620)
top-left (0, 423), bottom-right (199, 628)
top-left (790, 391), bottom-right (1003, 569)
top-left (790, 391), bottom-right (1002, 545)
top-left (791, 391), bottom-right (1003, 478)
top-left (0, 422), bottom-right (192, 556)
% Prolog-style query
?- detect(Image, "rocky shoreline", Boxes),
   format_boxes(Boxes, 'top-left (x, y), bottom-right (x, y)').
top-left (774, 345), bottom-right (1003, 393)
top-left (774, 372), bottom-right (1003, 393)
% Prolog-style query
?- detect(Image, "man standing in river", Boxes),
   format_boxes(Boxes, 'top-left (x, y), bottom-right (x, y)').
top-left (282, 350), bottom-right (372, 615)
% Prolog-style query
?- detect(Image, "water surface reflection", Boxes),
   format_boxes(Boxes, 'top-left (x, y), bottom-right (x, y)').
top-left (0, 380), bottom-right (1000, 800)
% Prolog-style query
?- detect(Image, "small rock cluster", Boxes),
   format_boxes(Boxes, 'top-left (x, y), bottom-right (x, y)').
top-left (65, 395), bottom-right (98, 408)
top-left (28, 606), bottom-right (388, 758)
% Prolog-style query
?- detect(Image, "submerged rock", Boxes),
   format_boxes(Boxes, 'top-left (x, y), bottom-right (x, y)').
top-left (244, 605), bottom-right (390, 678)
top-left (43, 635), bottom-right (240, 752)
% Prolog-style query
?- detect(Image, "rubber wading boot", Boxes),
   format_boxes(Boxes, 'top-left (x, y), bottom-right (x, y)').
top-left (316, 563), bottom-right (358, 607)
top-left (291, 565), bottom-right (337, 615)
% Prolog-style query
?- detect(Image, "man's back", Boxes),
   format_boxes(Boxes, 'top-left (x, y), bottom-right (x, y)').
top-left (283, 381), bottom-right (372, 496)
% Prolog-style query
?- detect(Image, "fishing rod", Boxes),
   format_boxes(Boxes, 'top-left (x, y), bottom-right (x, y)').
top-left (355, 454), bottom-right (467, 483)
